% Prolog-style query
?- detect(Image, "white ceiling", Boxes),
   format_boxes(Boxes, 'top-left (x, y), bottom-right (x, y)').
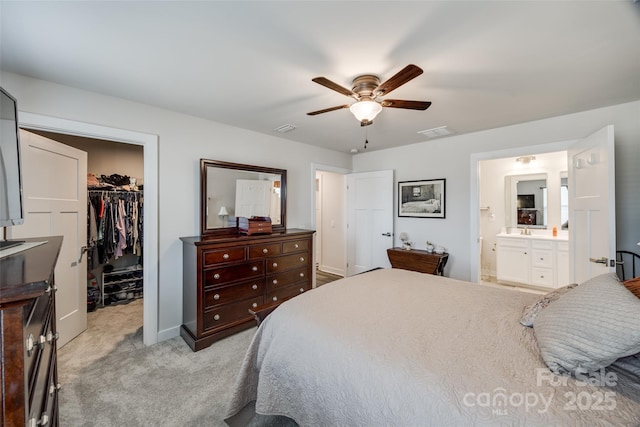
top-left (1, 1), bottom-right (639, 154)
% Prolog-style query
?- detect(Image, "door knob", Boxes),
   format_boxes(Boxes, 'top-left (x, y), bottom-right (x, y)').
top-left (589, 257), bottom-right (608, 265)
top-left (381, 232), bottom-right (392, 237)
top-left (71, 246), bottom-right (89, 267)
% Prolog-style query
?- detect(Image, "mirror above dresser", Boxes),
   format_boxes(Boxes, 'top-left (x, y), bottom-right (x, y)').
top-left (200, 159), bottom-right (287, 236)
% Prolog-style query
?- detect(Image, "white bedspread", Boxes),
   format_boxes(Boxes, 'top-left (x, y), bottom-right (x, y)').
top-left (226, 268), bottom-right (640, 426)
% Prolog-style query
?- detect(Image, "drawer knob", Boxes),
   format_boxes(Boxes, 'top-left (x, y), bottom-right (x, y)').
top-left (252, 284), bottom-right (258, 290)
top-left (299, 272), bottom-right (305, 277)
top-left (213, 314), bottom-right (220, 321)
top-left (300, 257), bottom-right (305, 262)
top-left (273, 279), bottom-right (278, 285)
top-left (223, 253), bottom-right (229, 260)
top-left (540, 257), bottom-right (544, 261)
top-left (49, 382), bottom-right (61, 396)
top-left (272, 296), bottom-right (278, 302)
top-left (252, 302), bottom-right (258, 308)
top-left (26, 333), bottom-right (34, 353)
top-left (294, 244), bottom-right (299, 248)
top-left (262, 248), bottom-right (268, 254)
top-left (300, 288), bottom-right (304, 293)
top-left (252, 266), bottom-right (258, 272)
top-left (46, 331), bottom-right (59, 343)
top-left (272, 262), bottom-right (278, 268)
top-left (213, 273), bottom-right (220, 280)
top-left (213, 293), bottom-right (220, 300)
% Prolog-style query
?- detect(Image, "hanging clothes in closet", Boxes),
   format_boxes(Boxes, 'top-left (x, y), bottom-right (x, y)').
top-left (88, 190), bottom-right (143, 268)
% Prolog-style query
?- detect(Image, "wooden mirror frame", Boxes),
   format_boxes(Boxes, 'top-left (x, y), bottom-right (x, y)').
top-left (200, 159), bottom-right (287, 236)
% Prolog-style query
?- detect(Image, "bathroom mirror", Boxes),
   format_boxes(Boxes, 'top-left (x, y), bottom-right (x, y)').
top-left (505, 173), bottom-right (548, 229)
top-left (200, 159), bottom-right (286, 236)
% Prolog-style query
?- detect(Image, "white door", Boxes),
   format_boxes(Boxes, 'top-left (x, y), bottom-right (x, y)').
top-left (568, 125), bottom-right (616, 283)
top-left (235, 179), bottom-right (271, 218)
top-left (346, 170), bottom-right (394, 276)
top-left (8, 130), bottom-right (87, 347)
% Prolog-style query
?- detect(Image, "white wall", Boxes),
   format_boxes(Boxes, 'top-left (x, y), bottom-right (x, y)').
top-left (1, 72), bottom-right (352, 340)
top-left (353, 100), bottom-right (640, 282)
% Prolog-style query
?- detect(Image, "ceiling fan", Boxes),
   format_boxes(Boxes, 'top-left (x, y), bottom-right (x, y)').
top-left (307, 64), bottom-right (431, 126)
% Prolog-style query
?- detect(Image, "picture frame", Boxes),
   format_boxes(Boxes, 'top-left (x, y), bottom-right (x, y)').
top-left (398, 179), bottom-right (446, 218)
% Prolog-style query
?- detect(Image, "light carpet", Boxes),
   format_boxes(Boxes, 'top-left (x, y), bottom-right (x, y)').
top-left (58, 299), bottom-right (261, 426)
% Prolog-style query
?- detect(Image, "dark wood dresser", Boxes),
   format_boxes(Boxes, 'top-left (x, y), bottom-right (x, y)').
top-left (387, 247), bottom-right (449, 276)
top-left (1, 236), bottom-right (63, 427)
top-left (180, 229), bottom-right (314, 351)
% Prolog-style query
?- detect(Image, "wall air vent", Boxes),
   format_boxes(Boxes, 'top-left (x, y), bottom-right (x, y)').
top-left (417, 126), bottom-right (453, 138)
top-left (274, 124), bottom-right (297, 133)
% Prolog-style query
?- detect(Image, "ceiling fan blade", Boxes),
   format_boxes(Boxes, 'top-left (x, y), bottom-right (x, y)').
top-left (380, 99), bottom-right (431, 110)
top-left (307, 105), bottom-right (350, 116)
top-left (374, 64), bottom-right (423, 96)
top-left (312, 77), bottom-right (357, 98)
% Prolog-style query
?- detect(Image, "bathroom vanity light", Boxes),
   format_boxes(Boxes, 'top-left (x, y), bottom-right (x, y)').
top-left (516, 156), bottom-right (536, 164)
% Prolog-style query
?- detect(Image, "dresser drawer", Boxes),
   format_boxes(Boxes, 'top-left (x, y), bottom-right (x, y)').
top-left (531, 240), bottom-right (553, 251)
top-left (203, 247), bottom-right (246, 266)
top-left (204, 279), bottom-right (264, 309)
top-left (267, 282), bottom-right (310, 303)
top-left (267, 267), bottom-right (309, 290)
top-left (33, 349), bottom-right (58, 427)
top-left (26, 295), bottom-right (54, 387)
top-left (248, 243), bottom-right (282, 259)
top-left (28, 327), bottom-right (54, 426)
top-left (267, 252), bottom-right (310, 273)
top-left (282, 239), bottom-right (309, 253)
top-left (204, 262), bottom-right (264, 285)
top-left (531, 267), bottom-right (554, 287)
top-left (531, 249), bottom-right (553, 268)
top-left (203, 296), bottom-right (264, 330)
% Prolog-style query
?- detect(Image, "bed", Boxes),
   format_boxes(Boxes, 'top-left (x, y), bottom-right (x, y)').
top-left (225, 268), bottom-right (640, 426)
top-left (401, 199), bottom-right (440, 213)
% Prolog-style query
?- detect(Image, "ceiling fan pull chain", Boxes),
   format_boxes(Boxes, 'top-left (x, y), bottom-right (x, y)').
top-left (364, 127), bottom-right (369, 150)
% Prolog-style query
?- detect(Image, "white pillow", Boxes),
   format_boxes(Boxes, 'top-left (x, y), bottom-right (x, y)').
top-left (519, 283), bottom-right (578, 327)
top-left (534, 273), bottom-right (640, 375)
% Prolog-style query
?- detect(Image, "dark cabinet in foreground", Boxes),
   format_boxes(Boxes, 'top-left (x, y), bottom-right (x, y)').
top-left (1, 237), bottom-right (63, 427)
top-left (180, 229), bottom-right (314, 351)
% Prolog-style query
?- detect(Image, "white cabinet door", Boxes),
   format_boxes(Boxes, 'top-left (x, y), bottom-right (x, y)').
top-left (496, 238), bottom-right (529, 284)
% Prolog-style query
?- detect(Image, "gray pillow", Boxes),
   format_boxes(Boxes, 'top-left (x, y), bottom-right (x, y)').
top-left (534, 273), bottom-right (640, 375)
top-left (520, 283), bottom-right (578, 327)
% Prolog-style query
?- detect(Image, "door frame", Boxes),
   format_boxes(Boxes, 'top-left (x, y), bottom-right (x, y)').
top-left (18, 112), bottom-right (159, 346)
top-left (469, 139), bottom-right (576, 284)
top-left (310, 163), bottom-right (351, 282)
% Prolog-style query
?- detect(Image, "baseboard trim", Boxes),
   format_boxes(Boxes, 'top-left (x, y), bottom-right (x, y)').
top-left (157, 325), bottom-right (180, 343)
top-left (318, 265), bottom-right (344, 276)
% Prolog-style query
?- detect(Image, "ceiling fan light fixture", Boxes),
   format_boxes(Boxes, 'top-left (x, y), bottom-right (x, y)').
top-left (349, 99), bottom-right (382, 123)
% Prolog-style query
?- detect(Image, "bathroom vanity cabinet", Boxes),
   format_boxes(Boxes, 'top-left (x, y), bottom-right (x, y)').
top-left (496, 234), bottom-right (569, 289)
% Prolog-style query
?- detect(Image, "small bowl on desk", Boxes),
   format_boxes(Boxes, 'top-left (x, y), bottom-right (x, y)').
top-left (434, 246), bottom-right (445, 254)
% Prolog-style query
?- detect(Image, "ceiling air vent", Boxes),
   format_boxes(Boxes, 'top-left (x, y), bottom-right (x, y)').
top-left (417, 126), bottom-right (453, 138)
top-left (274, 124), bottom-right (296, 133)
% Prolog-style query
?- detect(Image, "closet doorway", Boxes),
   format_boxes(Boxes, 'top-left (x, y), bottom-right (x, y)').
top-left (30, 130), bottom-right (145, 337)
top-left (19, 111), bottom-right (159, 346)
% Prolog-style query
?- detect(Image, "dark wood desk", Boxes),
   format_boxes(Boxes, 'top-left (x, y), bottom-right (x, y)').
top-left (387, 247), bottom-right (449, 276)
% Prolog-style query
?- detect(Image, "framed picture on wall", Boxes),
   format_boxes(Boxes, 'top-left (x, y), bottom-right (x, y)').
top-left (398, 179), bottom-right (446, 218)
